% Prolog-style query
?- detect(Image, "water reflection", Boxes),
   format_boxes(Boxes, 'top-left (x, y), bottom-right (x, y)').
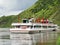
top-left (0, 28), bottom-right (10, 45)
top-left (0, 28), bottom-right (58, 45)
top-left (0, 39), bottom-right (11, 45)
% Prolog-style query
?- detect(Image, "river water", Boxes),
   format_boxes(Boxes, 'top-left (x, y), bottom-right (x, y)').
top-left (0, 28), bottom-right (59, 45)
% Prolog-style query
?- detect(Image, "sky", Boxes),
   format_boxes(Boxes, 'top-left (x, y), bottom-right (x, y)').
top-left (0, 0), bottom-right (37, 17)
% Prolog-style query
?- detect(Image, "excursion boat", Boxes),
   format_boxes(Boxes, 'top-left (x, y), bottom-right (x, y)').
top-left (10, 18), bottom-right (58, 34)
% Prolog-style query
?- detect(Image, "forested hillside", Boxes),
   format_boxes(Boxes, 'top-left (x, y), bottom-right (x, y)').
top-left (0, 0), bottom-right (60, 27)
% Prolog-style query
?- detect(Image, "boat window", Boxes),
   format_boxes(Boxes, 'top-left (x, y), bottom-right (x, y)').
top-left (48, 26), bottom-right (56, 28)
top-left (44, 21), bottom-right (47, 23)
top-left (42, 26), bottom-right (47, 28)
top-left (23, 20), bottom-right (29, 23)
top-left (52, 26), bottom-right (56, 28)
top-left (31, 26), bottom-right (33, 28)
top-left (16, 26), bottom-right (20, 28)
top-left (27, 26), bottom-right (30, 28)
top-left (34, 25), bottom-right (41, 28)
top-left (27, 26), bottom-right (29, 27)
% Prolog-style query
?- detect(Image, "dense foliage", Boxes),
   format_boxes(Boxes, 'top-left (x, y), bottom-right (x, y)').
top-left (0, 0), bottom-right (60, 27)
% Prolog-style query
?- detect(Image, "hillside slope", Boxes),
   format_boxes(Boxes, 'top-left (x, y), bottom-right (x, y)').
top-left (19, 0), bottom-right (60, 25)
top-left (0, 0), bottom-right (60, 27)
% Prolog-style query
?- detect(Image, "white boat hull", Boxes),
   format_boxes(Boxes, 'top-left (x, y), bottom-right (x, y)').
top-left (10, 28), bottom-right (57, 34)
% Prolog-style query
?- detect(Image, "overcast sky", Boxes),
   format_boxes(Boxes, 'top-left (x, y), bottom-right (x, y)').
top-left (0, 0), bottom-right (37, 17)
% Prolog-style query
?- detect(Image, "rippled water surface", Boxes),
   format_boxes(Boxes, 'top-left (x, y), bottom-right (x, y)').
top-left (0, 28), bottom-right (58, 45)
